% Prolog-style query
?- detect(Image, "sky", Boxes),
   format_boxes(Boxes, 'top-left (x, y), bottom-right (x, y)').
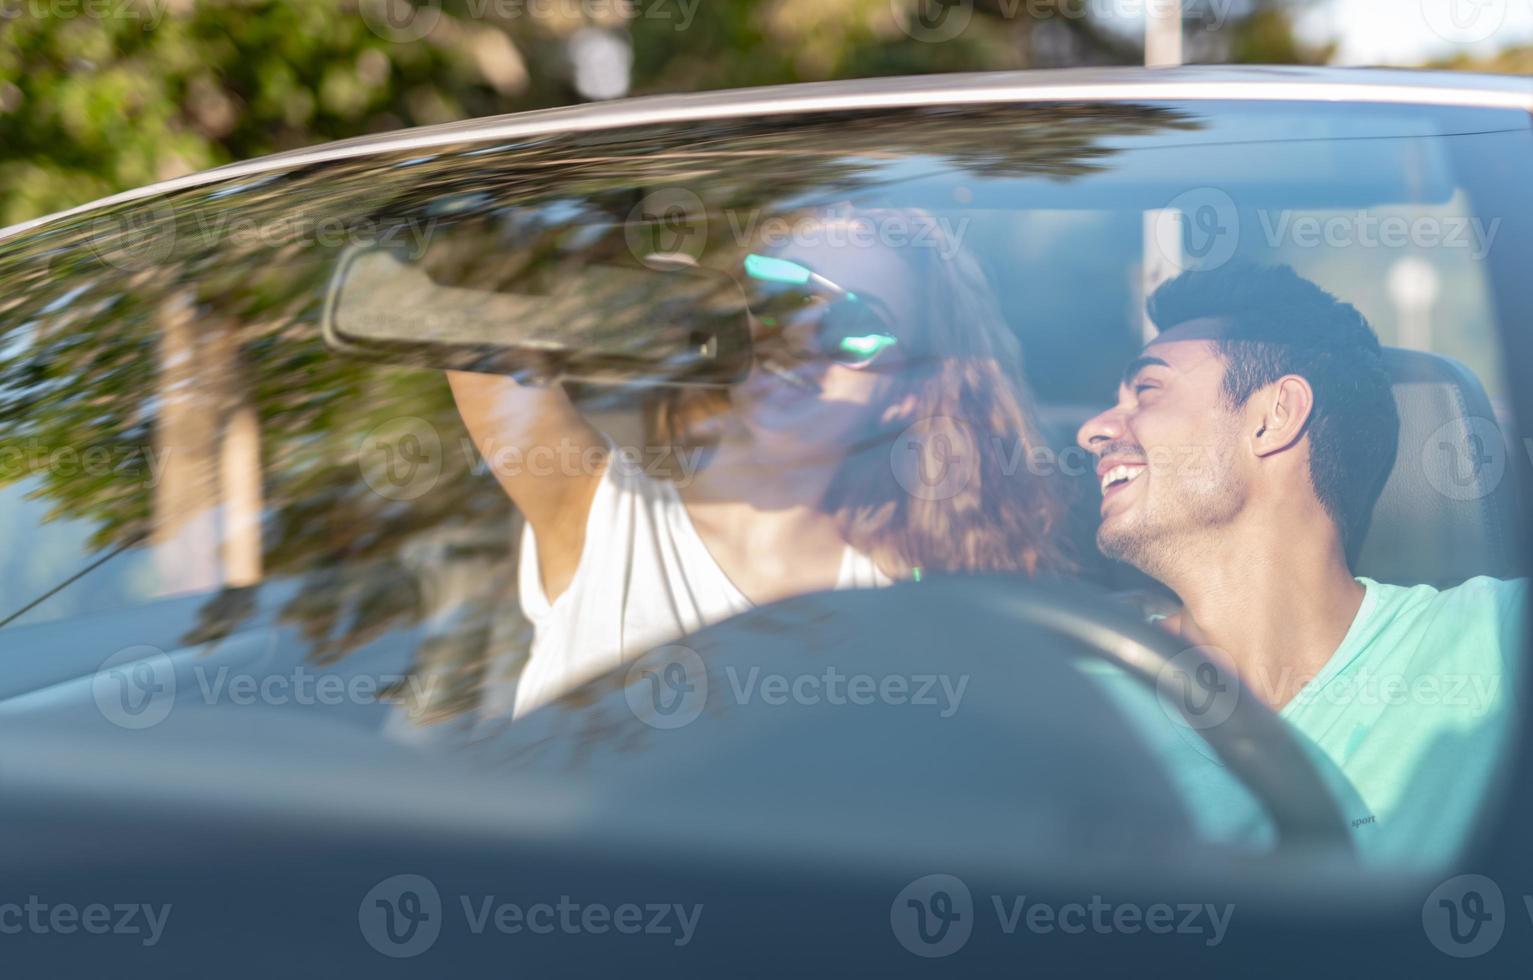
top-left (1098, 0), bottom-right (1533, 65)
top-left (1294, 0), bottom-right (1533, 65)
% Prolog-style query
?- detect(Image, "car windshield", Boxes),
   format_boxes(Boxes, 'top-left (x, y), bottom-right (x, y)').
top-left (0, 96), bottom-right (1528, 873)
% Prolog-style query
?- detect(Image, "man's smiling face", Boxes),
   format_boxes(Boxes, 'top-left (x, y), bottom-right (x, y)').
top-left (1075, 318), bottom-right (1251, 575)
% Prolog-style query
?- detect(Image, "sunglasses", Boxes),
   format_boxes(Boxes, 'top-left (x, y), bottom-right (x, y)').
top-left (743, 253), bottom-right (901, 370)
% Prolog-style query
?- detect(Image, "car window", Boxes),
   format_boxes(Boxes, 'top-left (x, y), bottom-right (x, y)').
top-left (0, 98), bottom-right (1527, 869)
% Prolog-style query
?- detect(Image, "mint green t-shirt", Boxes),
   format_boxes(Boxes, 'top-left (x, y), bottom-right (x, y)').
top-left (1082, 660), bottom-right (1380, 854)
top-left (1281, 575), bottom-right (1527, 866)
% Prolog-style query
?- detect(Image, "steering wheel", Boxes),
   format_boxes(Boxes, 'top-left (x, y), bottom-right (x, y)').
top-left (975, 577), bottom-right (1354, 849)
top-left (508, 574), bottom-right (1354, 853)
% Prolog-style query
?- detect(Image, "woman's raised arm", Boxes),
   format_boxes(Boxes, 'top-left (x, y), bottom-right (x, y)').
top-left (446, 371), bottom-right (605, 601)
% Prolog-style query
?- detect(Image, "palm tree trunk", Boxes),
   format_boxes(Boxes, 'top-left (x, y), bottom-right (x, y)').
top-left (151, 290), bottom-right (222, 595)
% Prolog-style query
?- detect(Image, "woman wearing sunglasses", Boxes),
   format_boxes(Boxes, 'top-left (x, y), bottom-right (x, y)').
top-left (450, 208), bottom-right (1067, 718)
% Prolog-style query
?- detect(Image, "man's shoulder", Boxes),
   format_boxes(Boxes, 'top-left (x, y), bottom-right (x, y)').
top-left (1359, 575), bottom-right (1527, 677)
top-left (1363, 574), bottom-right (1527, 619)
top-left (1440, 574), bottom-right (1529, 606)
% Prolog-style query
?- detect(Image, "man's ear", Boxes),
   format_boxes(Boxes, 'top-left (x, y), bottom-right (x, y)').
top-left (1250, 374), bottom-right (1314, 458)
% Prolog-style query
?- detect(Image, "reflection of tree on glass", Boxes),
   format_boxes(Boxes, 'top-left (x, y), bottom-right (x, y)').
top-left (0, 101), bottom-right (1198, 726)
top-left (450, 208), bottom-right (1068, 717)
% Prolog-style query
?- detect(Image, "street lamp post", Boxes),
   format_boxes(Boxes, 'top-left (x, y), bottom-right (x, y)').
top-left (1146, 0), bottom-right (1184, 67)
top-left (1141, 1), bottom-right (1185, 338)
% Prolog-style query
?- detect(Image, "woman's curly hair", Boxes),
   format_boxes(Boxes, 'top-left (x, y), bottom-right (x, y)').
top-left (649, 207), bottom-right (1070, 579)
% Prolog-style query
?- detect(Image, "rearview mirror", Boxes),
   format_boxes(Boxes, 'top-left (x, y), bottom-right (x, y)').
top-left (322, 246), bottom-right (754, 386)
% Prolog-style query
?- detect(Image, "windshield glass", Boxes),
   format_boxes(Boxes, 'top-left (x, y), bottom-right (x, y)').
top-left (0, 98), bottom-right (1528, 873)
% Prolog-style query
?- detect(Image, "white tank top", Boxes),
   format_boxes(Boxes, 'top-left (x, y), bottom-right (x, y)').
top-left (511, 452), bottom-right (892, 717)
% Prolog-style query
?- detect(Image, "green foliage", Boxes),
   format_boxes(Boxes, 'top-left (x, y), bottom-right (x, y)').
top-left (1, 0), bottom-right (533, 225)
top-left (1222, 5), bottom-right (1334, 64)
top-left (1, 0), bottom-right (1328, 226)
top-left (1425, 44), bottom-right (1533, 76)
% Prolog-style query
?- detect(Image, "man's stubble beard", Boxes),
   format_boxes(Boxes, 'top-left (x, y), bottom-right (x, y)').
top-left (1097, 445), bottom-right (1244, 584)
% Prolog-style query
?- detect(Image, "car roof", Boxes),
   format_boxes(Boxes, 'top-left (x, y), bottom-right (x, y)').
top-left (2, 65), bottom-right (1529, 246)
